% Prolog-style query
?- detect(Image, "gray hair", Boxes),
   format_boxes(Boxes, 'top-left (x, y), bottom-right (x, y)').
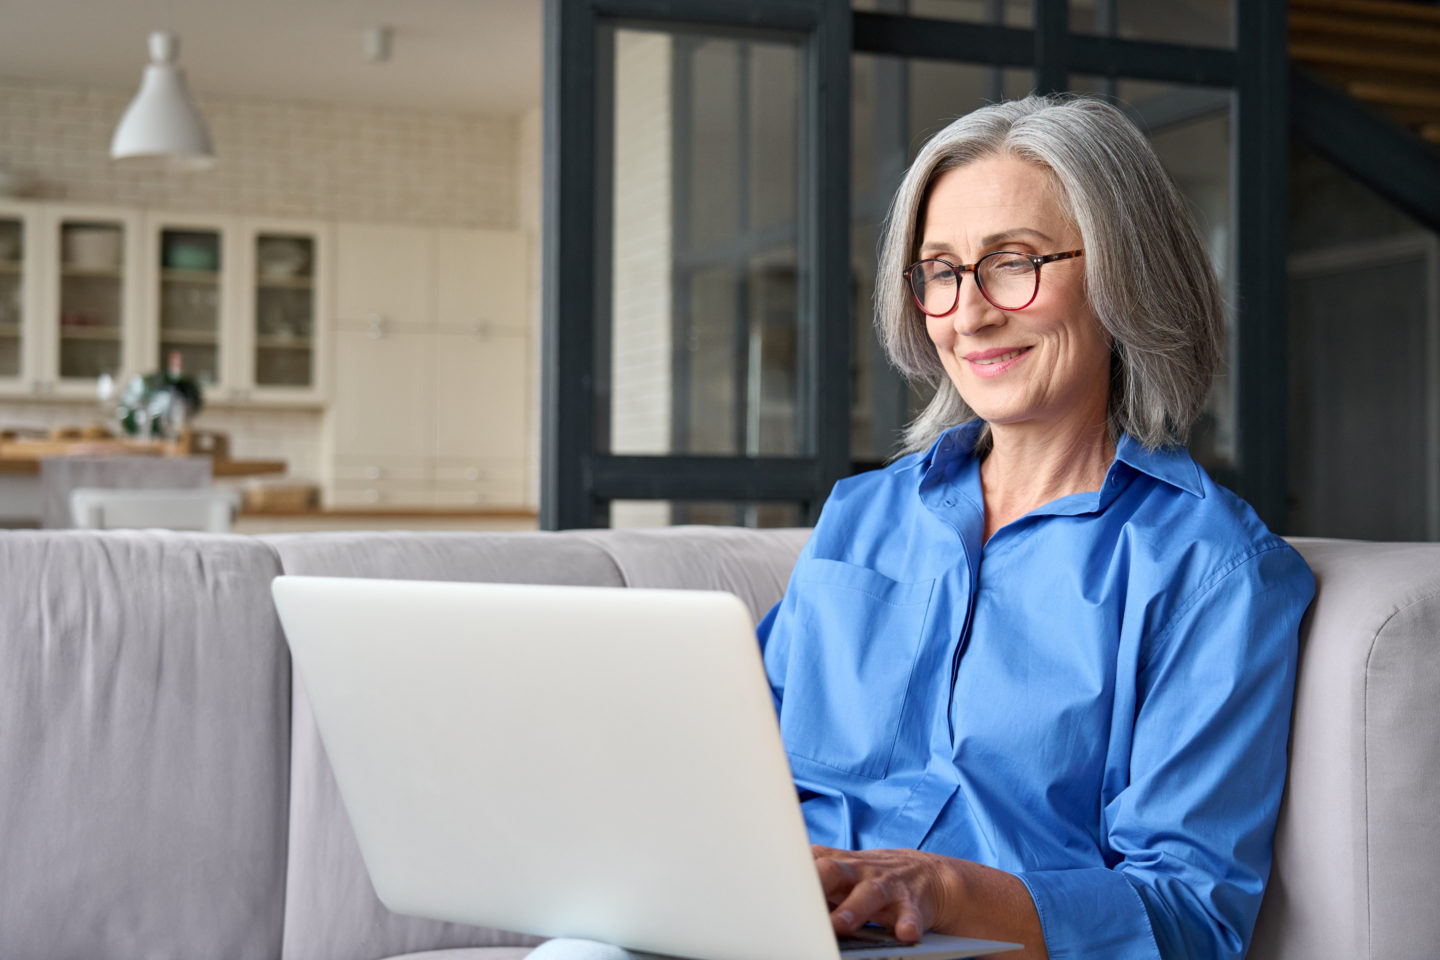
top-left (875, 94), bottom-right (1225, 455)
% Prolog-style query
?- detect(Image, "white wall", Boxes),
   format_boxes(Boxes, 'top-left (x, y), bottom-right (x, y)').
top-left (608, 30), bottom-right (673, 528)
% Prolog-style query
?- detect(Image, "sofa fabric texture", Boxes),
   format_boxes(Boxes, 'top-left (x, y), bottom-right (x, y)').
top-left (0, 531), bottom-right (290, 960)
top-left (1251, 539), bottom-right (1440, 960)
top-left (0, 527), bottom-right (1436, 960)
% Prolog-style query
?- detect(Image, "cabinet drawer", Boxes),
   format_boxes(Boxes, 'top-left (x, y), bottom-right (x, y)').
top-left (432, 462), bottom-right (524, 485)
top-left (328, 482), bottom-right (430, 508)
top-left (432, 465), bottom-right (526, 507)
top-left (333, 459), bottom-right (429, 483)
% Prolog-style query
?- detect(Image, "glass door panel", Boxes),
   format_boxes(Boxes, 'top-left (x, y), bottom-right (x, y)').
top-left (253, 232), bottom-right (316, 388)
top-left (158, 228), bottom-right (222, 387)
top-left (57, 220), bottom-right (125, 380)
top-left (0, 216), bottom-right (24, 378)
top-left (606, 26), bottom-right (805, 458)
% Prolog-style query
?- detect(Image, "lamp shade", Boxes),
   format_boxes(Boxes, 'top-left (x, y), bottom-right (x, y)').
top-left (110, 32), bottom-right (215, 171)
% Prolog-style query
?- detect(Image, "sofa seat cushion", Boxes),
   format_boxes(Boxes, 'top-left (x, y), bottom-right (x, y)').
top-left (384, 949), bottom-right (541, 960)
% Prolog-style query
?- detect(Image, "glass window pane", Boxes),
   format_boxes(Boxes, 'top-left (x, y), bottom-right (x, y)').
top-left (606, 27), bottom-right (804, 458)
top-left (853, 0), bottom-right (1033, 28)
top-left (850, 55), bottom-right (1032, 463)
top-left (58, 221), bottom-right (125, 380)
top-left (1069, 0), bottom-right (1232, 49)
top-left (254, 233), bottom-right (316, 388)
top-left (610, 499), bottom-right (806, 529)
top-left (158, 229), bottom-right (222, 386)
top-left (1287, 143), bottom-right (1438, 541)
top-left (0, 217), bottom-right (23, 378)
top-left (1070, 78), bottom-right (1236, 469)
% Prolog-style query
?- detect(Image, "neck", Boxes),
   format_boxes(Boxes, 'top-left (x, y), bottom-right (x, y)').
top-left (978, 414), bottom-right (1115, 542)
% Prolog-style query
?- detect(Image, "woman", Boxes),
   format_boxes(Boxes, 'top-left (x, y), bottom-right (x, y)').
top-left (541, 94), bottom-right (1313, 960)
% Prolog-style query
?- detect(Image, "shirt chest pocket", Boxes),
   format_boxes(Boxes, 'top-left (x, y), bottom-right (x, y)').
top-left (780, 559), bottom-right (935, 780)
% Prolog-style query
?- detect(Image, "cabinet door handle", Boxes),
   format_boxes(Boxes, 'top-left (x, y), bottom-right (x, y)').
top-left (364, 489), bottom-right (382, 504)
top-left (463, 467), bottom-right (481, 481)
top-left (472, 320), bottom-right (490, 340)
top-left (367, 314), bottom-right (388, 340)
top-left (364, 465), bottom-right (382, 480)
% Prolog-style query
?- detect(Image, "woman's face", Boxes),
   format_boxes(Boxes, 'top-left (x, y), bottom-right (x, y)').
top-left (917, 154), bottom-right (1111, 437)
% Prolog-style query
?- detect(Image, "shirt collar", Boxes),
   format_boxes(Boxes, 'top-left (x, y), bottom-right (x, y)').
top-left (921, 421), bottom-right (1205, 500)
top-left (1113, 433), bottom-right (1206, 499)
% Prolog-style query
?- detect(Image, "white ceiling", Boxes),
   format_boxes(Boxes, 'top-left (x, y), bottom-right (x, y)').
top-left (0, 0), bottom-right (543, 117)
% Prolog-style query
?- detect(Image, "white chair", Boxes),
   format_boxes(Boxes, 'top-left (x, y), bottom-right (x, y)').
top-left (69, 487), bottom-right (242, 533)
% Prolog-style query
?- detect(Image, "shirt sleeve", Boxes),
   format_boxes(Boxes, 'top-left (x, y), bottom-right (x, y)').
top-left (1014, 543), bottom-right (1315, 960)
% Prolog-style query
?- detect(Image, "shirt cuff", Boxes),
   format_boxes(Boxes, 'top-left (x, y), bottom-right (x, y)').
top-left (1014, 867), bottom-right (1160, 960)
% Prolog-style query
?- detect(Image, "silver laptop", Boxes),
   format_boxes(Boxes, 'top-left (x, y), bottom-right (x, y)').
top-left (272, 576), bottom-right (1021, 960)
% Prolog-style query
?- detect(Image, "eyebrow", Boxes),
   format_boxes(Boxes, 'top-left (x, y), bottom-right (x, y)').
top-left (919, 227), bottom-right (1055, 257)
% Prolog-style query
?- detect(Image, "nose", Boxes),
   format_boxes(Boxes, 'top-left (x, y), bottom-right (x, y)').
top-left (947, 272), bottom-right (1006, 337)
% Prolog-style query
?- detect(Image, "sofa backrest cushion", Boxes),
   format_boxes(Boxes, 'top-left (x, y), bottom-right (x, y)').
top-left (575, 526), bottom-right (812, 622)
top-left (0, 531), bottom-right (291, 960)
top-left (265, 531), bottom-right (630, 960)
top-left (1251, 538), bottom-right (1440, 960)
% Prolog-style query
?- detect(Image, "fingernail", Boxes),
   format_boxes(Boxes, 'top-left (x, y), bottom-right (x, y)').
top-left (839, 911), bottom-right (854, 925)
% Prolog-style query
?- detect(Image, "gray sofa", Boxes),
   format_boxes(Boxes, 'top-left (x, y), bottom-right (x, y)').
top-left (0, 527), bottom-right (1436, 960)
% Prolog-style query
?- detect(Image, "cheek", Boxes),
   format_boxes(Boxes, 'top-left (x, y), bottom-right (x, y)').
top-left (925, 316), bottom-right (952, 350)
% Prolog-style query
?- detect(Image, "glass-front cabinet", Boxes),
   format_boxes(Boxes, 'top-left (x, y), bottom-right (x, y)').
top-left (0, 203), bottom-right (38, 392)
top-left (3, 204), bottom-right (147, 399)
top-left (139, 212), bottom-right (328, 405)
top-left (0, 203), bottom-right (327, 406)
top-left (234, 218), bottom-right (328, 404)
top-left (145, 213), bottom-right (230, 395)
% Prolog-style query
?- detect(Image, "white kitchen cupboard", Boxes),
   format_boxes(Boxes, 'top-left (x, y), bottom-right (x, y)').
top-left (140, 211), bottom-right (234, 397)
top-left (233, 217), bottom-right (330, 405)
top-left (0, 201), bottom-right (329, 406)
top-left (0, 203), bottom-right (146, 400)
top-left (0, 202), bottom-right (42, 395)
top-left (141, 212), bottom-right (330, 405)
top-left (325, 223), bottom-right (531, 509)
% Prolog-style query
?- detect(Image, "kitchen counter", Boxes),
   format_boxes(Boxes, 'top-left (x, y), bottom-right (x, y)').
top-left (0, 438), bottom-right (285, 478)
top-left (232, 505), bottom-right (539, 535)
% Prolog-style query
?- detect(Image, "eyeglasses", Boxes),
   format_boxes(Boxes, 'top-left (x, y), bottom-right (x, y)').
top-left (903, 249), bottom-right (1084, 315)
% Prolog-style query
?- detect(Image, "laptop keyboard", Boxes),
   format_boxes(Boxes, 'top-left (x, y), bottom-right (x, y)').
top-left (837, 928), bottom-right (910, 951)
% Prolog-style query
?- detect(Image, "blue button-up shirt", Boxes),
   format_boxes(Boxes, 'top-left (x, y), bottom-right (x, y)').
top-left (756, 421), bottom-right (1314, 960)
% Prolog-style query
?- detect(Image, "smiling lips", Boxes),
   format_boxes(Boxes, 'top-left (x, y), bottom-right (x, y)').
top-left (964, 345), bottom-right (1032, 378)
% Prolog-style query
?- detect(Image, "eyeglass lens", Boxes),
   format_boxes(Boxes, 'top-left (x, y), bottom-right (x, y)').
top-left (910, 252), bottom-right (1038, 314)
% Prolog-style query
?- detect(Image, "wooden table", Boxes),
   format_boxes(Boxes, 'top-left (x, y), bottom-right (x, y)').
top-left (0, 439), bottom-right (286, 525)
top-left (0, 438), bottom-right (286, 478)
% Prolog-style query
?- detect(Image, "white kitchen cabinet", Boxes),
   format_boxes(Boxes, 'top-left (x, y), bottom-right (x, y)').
top-left (324, 223), bottom-right (531, 510)
top-left (334, 224), bottom-right (432, 329)
top-left (140, 211), bottom-right (233, 397)
top-left (433, 228), bottom-right (527, 334)
top-left (329, 327), bottom-right (431, 463)
top-left (0, 202), bottom-right (42, 395)
top-left (140, 212), bottom-right (330, 407)
top-left (0, 203), bottom-right (147, 400)
top-left (233, 217), bottom-right (330, 405)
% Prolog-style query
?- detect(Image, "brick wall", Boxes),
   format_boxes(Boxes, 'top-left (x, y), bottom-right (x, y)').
top-left (0, 77), bottom-right (518, 228)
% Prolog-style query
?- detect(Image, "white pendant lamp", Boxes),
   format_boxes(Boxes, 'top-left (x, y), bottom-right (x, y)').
top-left (110, 31), bottom-right (215, 171)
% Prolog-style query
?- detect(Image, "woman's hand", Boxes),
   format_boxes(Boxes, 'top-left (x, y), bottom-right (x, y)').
top-left (812, 844), bottom-right (1048, 959)
top-left (812, 844), bottom-right (957, 943)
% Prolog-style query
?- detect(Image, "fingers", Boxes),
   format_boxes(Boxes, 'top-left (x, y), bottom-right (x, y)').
top-left (812, 849), bottom-right (938, 944)
top-left (814, 852), bottom-right (857, 900)
top-left (829, 877), bottom-right (892, 935)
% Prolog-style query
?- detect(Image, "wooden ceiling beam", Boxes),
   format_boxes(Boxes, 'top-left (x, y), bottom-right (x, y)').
top-left (1291, 41), bottom-right (1440, 77)
top-left (1290, 0), bottom-right (1440, 27)
top-left (1348, 81), bottom-right (1440, 111)
top-left (1291, 10), bottom-right (1440, 46)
